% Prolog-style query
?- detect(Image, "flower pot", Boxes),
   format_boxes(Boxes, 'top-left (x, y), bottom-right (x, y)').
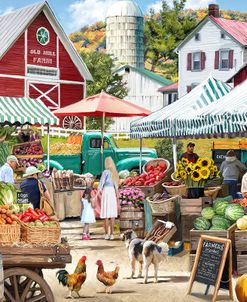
top-left (187, 187), bottom-right (204, 199)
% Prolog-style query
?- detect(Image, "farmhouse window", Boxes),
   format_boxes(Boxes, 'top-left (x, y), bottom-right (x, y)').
top-left (192, 52), bottom-right (201, 70)
top-left (215, 49), bottom-right (234, 70)
top-left (220, 50), bottom-right (229, 69)
top-left (27, 65), bottom-right (59, 79)
top-left (195, 33), bottom-right (200, 41)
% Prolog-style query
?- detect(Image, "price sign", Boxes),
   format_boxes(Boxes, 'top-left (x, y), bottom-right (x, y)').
top-left (17, 192), bottom-right (29, 204)
top-left (188, 235), bottom-right (232, 302)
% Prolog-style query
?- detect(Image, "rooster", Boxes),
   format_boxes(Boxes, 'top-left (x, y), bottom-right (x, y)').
top-left (56, 255), bottom-right (87, 298)
top-left (96, 259), bottom-right (120, 294)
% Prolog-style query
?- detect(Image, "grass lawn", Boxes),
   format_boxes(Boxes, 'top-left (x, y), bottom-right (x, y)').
top-left (42, 135), bottom-right (247, 159)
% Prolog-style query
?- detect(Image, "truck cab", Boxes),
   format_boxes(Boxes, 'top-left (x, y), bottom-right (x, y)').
top-left (46, 132), bottom-right (157, 176)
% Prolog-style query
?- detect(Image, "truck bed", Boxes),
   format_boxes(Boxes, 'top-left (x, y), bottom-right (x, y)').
top-left (44, 154), bottom-right (82, 174)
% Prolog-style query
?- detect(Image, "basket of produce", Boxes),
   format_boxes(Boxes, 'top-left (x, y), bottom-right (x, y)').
top-left (18, 208), bottom-right (61, 244)
top-left (147, 193), bottom-right (177, 215)
top-left (73, 173), bottom-right (95, 189)
top-left (143, 158), bottom-right (170, 175)
top-left (204, 186), bottom-right (221, 200)
top-left (50, 143), bottom-right (81, 155)
top-left (0, 205), bottom-right (20, 243)
top-left (162, 181), bottom-right (187, 196)
top-left (171, 171), bottom-right (181, 183)
top-left (51, 169), bottom-right (74, 191)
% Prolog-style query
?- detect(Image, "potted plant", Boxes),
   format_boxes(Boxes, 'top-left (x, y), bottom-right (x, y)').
top-left (119, 187), bottom-right (145, 210)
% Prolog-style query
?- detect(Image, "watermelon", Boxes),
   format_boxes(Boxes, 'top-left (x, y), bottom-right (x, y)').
top-left (210, 226), bottom-right (226, 230)
top-left (194, 217), bottom-right (211, 230)
top-left (225, 204), bottom-right (245, 222)
top-left (212, 215), bottom-right (230, 229)
top-left (213, 200), bottom-right (229, 216)
top-left (201, 207), bottom-right (215, 220)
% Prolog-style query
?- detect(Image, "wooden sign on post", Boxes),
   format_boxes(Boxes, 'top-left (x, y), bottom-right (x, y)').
top-left (188, 235), bottom-right (233, 302)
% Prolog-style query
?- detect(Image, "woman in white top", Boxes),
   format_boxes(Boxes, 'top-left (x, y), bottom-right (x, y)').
top-left (97, 157), bottom-right (119, 240)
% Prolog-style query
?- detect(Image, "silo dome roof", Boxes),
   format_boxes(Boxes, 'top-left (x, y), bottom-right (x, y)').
top-left (106, 0), bottom-right (143, 18)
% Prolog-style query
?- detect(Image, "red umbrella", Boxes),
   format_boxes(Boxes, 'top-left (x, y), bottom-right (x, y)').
top-left (54, 91), bottom-right (151, 172)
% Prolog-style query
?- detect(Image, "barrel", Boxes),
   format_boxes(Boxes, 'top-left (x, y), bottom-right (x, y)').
top-left (120, 206), bottom-right (145, 238)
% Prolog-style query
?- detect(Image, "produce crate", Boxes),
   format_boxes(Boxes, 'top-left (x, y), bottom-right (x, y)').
top-left (181, 214), bottom-right (200, 242)
top-left (21, 221), bottom-right (61, 244)
top-left (180, 198), bottom-right (202, 215)
top-left (0, 224), bottom-right (20, 244)
top-left (12, 140), bottom-right (43, 156)
top-left (234, 225), bottom-right (247, 275)
top-left (190, 223), bottom-right (236, 252)
top-left (147, 195), bottom-right (177, 215)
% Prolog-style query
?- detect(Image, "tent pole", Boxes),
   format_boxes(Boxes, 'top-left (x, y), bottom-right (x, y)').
top-left (139, 138), bottom-right (143, 174)
top-left (83, 116), bottom-right (87, 133)
top-left (172, 137), bottom-right (177, 170)
top-left (47, 124), bottom-right (50, 171)
top-left (100, 112), bottom-right (105, 174)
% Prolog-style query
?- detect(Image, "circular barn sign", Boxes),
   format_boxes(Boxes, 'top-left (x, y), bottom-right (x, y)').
top-left (36, 27), bottom-right (50, 45)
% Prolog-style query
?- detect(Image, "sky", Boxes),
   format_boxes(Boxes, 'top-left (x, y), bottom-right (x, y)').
top-left (0, 0), bottom-right (246, 33)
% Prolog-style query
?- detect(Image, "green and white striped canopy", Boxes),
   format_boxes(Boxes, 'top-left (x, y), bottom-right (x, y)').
top-left (130, 75), bottom-right (231, 139)
top-left (177, 78), bottom-right (247, 137)
top-left (0, 96), bottom-right (59, 125)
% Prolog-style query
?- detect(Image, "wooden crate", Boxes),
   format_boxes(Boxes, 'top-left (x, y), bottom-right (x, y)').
top-left (190, 223), bottom-right (236, 252)
top-left (180, 198), bottom-right (202, 215)
top-left (152, 212), bottom-right (180, 242)
top-left (181, 214), bottom-right (200, 242)
top-left (234, 225), bottom-right (247, 275)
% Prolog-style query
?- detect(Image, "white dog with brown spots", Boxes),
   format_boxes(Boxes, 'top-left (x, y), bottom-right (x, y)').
top-left (121, 230), bottom-right (169, 283)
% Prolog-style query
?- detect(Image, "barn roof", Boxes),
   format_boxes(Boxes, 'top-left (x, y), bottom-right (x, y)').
top-left (115, 64), bottom-right (172, 86)
top-left (0, 1), bottom-right (93, 81)
top-left (158, 82), bottom-right (178, 93)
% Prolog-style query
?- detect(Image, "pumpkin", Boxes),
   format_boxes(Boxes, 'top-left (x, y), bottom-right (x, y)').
top-left (235, 274), bottom-right (247, 302)
top-left (237, 218), bottom-right (247, 230)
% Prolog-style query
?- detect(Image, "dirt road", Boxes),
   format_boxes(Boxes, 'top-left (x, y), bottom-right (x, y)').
top-left (44, 220), bottom-right (238, 302)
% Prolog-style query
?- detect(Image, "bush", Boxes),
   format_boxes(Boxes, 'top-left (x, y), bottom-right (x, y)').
top-left (155, 139), bottom-right (183, 162)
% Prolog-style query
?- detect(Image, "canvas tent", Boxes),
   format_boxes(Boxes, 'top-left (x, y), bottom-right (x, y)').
top-left (130, 75), bottom-right (231, 139)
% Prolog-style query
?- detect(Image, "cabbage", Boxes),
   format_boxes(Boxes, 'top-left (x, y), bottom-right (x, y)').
top-left (0, 182), bottom-right (17, 205)
top-left (119, 170), bottom-right (130, 179)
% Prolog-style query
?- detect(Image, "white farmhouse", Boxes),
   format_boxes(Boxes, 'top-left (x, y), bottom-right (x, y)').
top-left (176, 4), bottom-right (247, 98)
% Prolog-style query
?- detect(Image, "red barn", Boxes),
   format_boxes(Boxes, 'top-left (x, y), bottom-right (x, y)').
top-left (0, 1), bottom-right (93, 128)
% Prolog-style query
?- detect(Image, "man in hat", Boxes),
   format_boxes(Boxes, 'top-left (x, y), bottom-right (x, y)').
top-left (20, 166), bottom-right (51, 210)
top-left (0, 155), bottom-right (19, 184)
top-left (180, 142), bottom-right (199, 163)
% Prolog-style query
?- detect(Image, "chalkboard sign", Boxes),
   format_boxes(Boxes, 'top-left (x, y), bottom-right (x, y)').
top-left (188, 235), bottom-right (232, 302)
top-left (17, 192), bottom-right (29, 204)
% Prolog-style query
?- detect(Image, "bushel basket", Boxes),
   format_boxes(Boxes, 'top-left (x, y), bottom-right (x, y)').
top-left (147, 195), bottom-right (177, 215)
top-left (162, 183), bottom-right (187, 196)
top-left (0, 224), bottom-right (20, 244)
top-left (143, 158), bottom-right (170, 174)
top-left (21, 221), bottom-right (61, 244)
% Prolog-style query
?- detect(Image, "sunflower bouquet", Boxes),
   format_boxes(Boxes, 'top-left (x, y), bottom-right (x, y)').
top-left (175, 157), bottom-right (220, 188)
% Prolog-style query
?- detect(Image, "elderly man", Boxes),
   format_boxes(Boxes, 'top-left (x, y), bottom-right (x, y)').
top-left (0, 155), bottom-right (19, 184)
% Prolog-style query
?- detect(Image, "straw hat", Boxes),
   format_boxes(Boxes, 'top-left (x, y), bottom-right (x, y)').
top-left (23, 166), bottom-right (41, 177)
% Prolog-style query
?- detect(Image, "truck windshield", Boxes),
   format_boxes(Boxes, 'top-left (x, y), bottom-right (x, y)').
top-left (110, 136), bottom-right (118, 148)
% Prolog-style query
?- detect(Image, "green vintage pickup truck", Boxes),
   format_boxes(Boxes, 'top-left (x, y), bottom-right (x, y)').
top-left (44, 132), bottom-right (157, 176)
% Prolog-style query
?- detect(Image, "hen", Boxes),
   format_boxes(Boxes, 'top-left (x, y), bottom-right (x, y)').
top-left (96, 259), bottom-right (120, 294)
top-left (56, 255), bottom-right (87, 298)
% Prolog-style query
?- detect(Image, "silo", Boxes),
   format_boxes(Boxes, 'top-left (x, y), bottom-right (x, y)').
top-left (106, 0), bottom-right (144, 68)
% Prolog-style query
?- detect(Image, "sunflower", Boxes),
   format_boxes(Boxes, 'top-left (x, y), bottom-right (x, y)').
top-left (213, 166), bottom-right (218, 172)
top-left (199, 157), bottom-right (211, 168)
top-left (181, 157), bottom-right (189, 165)
top-left (200, 168), bottom-right (210, 180)
top-left (180, 170), bottom-right (187, 180)
top-left (194, 164), bottom-right (201, 171)
top-left (175, 170), bottom-right (180, 179)
top-left (191, 170), bottom-right (201, 182)
top-left (185, 163), bottom-right (194, 174)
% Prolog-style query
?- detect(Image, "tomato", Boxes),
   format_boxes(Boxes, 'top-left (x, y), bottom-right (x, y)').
top-left (135, 181), bottom-right (142, 186)
top-left (159, 161), bottom-right (166, 169)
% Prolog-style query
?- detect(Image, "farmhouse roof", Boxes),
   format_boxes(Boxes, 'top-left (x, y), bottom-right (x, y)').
top-left (176, 16), bottom-right (247, 52)
top-left (0, 1), bottom-right (93, 81)
top-left (114, 64), bottom-right (172, 86)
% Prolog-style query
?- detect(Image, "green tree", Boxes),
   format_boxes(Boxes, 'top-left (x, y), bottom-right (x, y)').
top-left (155, 139), bottom-right (183, 163)
top-left (145, 0), bottom-right (197, 78)
top-left (80, 51), bottom-right (128, 130)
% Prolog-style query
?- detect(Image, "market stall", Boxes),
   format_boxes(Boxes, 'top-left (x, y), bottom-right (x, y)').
top-left (0, 96), bottom-right (73, 300)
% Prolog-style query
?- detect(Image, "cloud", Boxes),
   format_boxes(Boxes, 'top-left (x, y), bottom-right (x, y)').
top-left (68, 0), bottom-right (117, 31)
top-left (147, 0), bottom-right (215, 13)
top-left (0, 7), bottom-right (14, 16)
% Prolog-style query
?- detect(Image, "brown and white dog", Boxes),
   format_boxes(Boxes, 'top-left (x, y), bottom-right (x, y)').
top-left (120, 230), bottom-right (169, 283)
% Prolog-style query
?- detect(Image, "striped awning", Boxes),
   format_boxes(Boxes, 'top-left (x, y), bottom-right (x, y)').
top-left (130, 75), bottom-right (231, 138)
top-left (0, 96), bottom-right (59, 125)
top-left (177, 78), bottom-right (247, 137)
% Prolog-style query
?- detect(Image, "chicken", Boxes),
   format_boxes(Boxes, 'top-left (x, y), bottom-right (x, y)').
top-left (56, 255), bottom-right (87, 298)
top-left (96, 259), bottom-right (120, 294)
